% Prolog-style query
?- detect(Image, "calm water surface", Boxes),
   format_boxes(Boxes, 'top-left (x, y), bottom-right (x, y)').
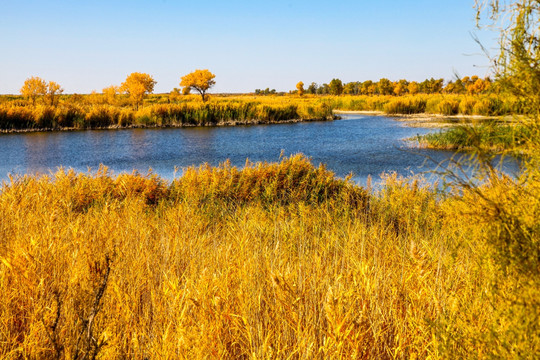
top-left (0, 114), bottom-right (512, 185)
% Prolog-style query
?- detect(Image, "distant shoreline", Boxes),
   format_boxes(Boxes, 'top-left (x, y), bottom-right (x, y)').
top-left (333, 109), bottom-right (498, 120)
top-left (0, 109), bottom-right (512, 135)
top-left (0, 117), bottom-right (332, 135)
top-left (333, 109), bottom-right (508, 128)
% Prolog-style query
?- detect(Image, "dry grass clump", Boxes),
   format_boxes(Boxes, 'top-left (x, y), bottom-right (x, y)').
top-left (170, 154), bottom-right (366, 208)
top-left (0, 155), bottom-right (537, 358)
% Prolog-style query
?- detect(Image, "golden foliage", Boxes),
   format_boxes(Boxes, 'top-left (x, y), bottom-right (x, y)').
top-left (296, 81), bottom-right (305, 96)
top-left (46, 81), bottom-right (64, 107)
top-left (407, 81), bottom-right (419, 95)
top-left (180, 69), bottom-right (216, 102)
top-left (20, 76), bottom-right (47, 106)
top-left (102, 85), bottom-right (120, 105)
top-left (19, 77), bottom-right (64, 107)
top-left (120, 72), bottom-right (156, 109)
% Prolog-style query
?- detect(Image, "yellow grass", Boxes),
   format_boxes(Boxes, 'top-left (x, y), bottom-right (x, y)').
top-left (0, 155), bottom-right (538, 359)
top-left (0, 93), bottom-right (526, 132)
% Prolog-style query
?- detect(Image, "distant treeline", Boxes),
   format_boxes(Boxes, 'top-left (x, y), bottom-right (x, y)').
top-left (288, 76), bottom-right (494, 96)
top-left (0, 73), bottom-right (528, 132)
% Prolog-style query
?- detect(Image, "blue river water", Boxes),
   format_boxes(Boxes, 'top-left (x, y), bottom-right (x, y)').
top-left (0, 114), bottom-right (518, 185)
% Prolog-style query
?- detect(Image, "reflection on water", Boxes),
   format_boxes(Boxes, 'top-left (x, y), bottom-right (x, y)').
top-left (0, 114), bottom-right (519, 185)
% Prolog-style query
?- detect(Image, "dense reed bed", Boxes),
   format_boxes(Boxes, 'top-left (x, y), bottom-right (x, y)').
top-left (330, 94), bottom-right (527, 116)
top-left (0, 93), bottom-right (527, 132)
top-left (0, 95), bottom-right (334, 131)
top-left (1, 154), bottom-right (538, 358)
top-left (415, 122), bottom-right (532, 152)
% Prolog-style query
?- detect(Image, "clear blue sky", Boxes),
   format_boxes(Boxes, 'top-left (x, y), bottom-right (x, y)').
top-left (0, 0), bottom-right (499, 94)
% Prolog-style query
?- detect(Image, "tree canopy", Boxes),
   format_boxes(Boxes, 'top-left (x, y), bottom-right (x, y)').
top-left (20, 77), bottom-right (64, 106)
top-left (20, 76), bottom-right (47, 106)
top-left (46, 81), bottom-right (63, 107)
top-left (328, 79), bottom-right (343, 95)
top-left (180, 69), bottom-right (216, 102)
top-left (296, 81), bottom-right (304, 96)
top-left (120, 72), bottom-right (156, 109)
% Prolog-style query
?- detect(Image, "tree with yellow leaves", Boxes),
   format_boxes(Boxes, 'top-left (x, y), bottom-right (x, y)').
top-left (393, 80), bottom-right (409, 96)
top-left (180, 69), bottom-right (215, 102)
top-left (120, 73), bottom-right (156, 109)
top-left (296, 81), bottom-right (305, 96)
top-left (46, 81), bottom-right (63, 107)
top-left (20, 76), bottom-right (48, 106)
top-left (408, 81), bottom-right (419, 95)
top-left (102, 85), bottom-right (120, 105)
top-left (467, 77), bottom-right (490, 95)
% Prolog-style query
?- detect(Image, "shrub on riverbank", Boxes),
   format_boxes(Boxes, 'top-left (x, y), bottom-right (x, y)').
top-left (0, 155), bottom-right (538, 358)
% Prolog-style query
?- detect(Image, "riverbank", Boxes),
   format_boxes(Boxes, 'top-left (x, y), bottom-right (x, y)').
top-left (333, 110), bottom-right (526, 153)
top-left (0, 93), bottom-right (527, 133)
top-left (1, 112), bottom-right (453, 186)
top-left (0, 116), bottom-right (332, 135)
top-left (334, 109), bottom-right (509, 127)
top-left (0, 99), bottom-right (335, 133)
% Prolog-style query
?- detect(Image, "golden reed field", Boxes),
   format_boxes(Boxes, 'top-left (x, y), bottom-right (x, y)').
top-left (0, 92), bottom-right (528, 132)
top-left (0, 154), bottom-right (538, 358)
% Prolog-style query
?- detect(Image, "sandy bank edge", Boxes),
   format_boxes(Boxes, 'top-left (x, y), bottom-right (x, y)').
top-left (333, 110), bottom-right (514, 128)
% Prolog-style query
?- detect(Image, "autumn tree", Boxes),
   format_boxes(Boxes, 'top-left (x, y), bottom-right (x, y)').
top-left (377, 78), bottom-right (394, 95)
top-left (103, 85), bottom-right (120, 105)
top-left (418, 78), bottom-right (443, 94)
top-left (20, 76), bottom-right (48, 106)
top-left (329, 78), bottom-right (343, 95)
top-left (467, 77), bottom-right (491, 94)
top-left (120, 72), bottom-right (156, 109)
top-left (46, 81), bottom-right (64, 107)
top-left (408, 82), bottom-right (419, 95)
top-left (296, 81), bottom-right (305, 96)
top-left (317, 84), bottom-right (329, 95)
top-left (306, 82), bottom-right (318, 94)
top-left (393, 79), bottom-right (409, 96)
top-left (343, 82), bottom-right (356, 95)
top-left (444, 78), bottom-right (466, 94)
top-left (180, 69), bottom-right (216, 102)
top-left (361, 80), bottom-right (375, 95)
